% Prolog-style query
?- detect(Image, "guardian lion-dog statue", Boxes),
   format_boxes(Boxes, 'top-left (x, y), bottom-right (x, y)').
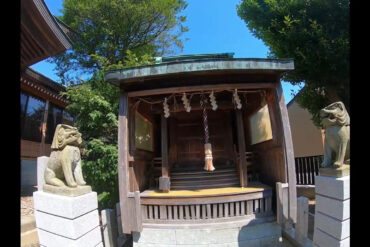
top-left (320, 101), bottom-right (350, 168)
top-left (44, 124), bottom-right (87, 187)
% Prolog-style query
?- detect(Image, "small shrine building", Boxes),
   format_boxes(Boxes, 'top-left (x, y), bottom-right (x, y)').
top-left (104, 53), bottom-right (297, 237)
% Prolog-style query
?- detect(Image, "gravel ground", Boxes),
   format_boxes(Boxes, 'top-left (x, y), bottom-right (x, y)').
top-left (21, 186), bottom-right (37, 216)
top-left (21, 196), bottom-right (34, 216)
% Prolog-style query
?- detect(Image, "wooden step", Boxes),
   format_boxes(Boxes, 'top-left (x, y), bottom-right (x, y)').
top-left (171, 168), bottom-right (236, 176)
top-left (171, 173), bottom-right (238, 180)
top-left (171, 182), bottom-right (241, 190)
top-left (171, 177), bottom-right (239, 186)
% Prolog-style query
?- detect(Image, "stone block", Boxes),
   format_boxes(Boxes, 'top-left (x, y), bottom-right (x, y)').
top-left (133, 229), bottom-right (176, 244)
top-left (315, 176), bottom-right (350, 200)
top-left (95, 242), bottom-right (104, 247)
top-left (319, 165), bottom-right (349, 178)
top-left (238, 222), bottom-right (281, 241)
top-left (211, 240), bottom-right (259, 247)
top-left (313, 228), bottom-right (350, 247)
top-left (315, 212), bottom-right (350, 240)
top-left (315, 195), bottom-right (350, 220)
top-left (101, 209), bottom-right (118, 247)
top-left (174, 228), bottom-right (240, 245)
top-left (37, 225), bottom-right (102, 247)
top-left (133, 222), bottom-right (281, 246)
top-left (37, 156), bottom-right (48, 191)
top-left (260, 236), bottom-right (283, 247)
top-left (35, 209), bottom-right (99, 239)
top-left (43, 184), bottom-right (92, 197)
top-left (33, 191), bottom-right (98, 219)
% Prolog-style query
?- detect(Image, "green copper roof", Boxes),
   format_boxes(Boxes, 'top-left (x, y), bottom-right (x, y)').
top-left (156, 53), bottom-right (235, 63)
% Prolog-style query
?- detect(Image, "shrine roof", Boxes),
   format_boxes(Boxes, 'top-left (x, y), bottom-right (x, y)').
top-left (104, 54), bottom-right (294, 88)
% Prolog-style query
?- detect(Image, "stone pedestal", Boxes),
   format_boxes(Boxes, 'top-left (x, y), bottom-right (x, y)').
top-left (313, 175), bottom-right (350, 247)
top-left (33, 191), bottom-right (103, 247)
top-left (133, 222), bottom-right (282, 246)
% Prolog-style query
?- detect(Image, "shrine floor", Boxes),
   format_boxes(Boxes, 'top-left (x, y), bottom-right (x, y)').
top-left (141, 182), bottom-right (270, 198)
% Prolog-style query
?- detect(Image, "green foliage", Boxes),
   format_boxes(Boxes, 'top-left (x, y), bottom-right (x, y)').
top-left (56, 0), bottom-right (187, 208)
top-left (61, 53), bottom-right (157, 208)
top-left (237, 0), bottom-right (349, 125)
top-left (51, 0), bottom-right (188, 84)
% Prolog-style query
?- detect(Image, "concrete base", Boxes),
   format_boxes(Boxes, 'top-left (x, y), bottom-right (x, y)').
top-left (43, 184), bottom-right (92, 197)
top-left (133, 222), bottom-right (282, 246)
top-left (313, 175), bottom-right (350, 247)
top-left (319, 165), bottom-right (350, 178)
top-left (34, 191), bottom-right (102, 247)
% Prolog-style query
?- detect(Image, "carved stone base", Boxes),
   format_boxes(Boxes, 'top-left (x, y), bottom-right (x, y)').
top-left (43, 184), bottom-right (92, 197)
top-left (319, 165), bottom-right (350, 178)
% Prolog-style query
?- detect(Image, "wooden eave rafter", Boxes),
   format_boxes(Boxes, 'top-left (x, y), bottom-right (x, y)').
top-left (21, 0), bottom-right (72, 68)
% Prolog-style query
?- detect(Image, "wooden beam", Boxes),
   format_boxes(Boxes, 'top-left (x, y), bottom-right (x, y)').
top-left (159, 114), bottom-right (170, 192)
top-left (127, 83), bottom-right (276, 97)
top-left (118, 91), bottom-right (132, 234)
top-left (149, 100), bottom-right (235, 114)
top-left (235, 110), bottom-right (248, 187)
top-left (275, 82), bottom-right (297, 223)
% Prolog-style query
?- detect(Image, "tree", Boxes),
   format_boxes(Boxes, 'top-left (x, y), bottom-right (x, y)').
top-left (51, 0), bottom-right (188, 85)
top-left (57, 0), bottom-right (188, 209)
top-left (236, 0), bottom-right (349, 126)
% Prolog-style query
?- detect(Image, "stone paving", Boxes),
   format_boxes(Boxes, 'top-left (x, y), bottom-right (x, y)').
top-left (21, 186), bottom-right (39, 247)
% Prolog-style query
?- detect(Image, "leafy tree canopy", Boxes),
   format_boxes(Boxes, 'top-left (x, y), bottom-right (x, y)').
top-left (237, 0), bottom-right (349, 126)
top-left (62, 54), bottom-right (156, 209)
top-left (52, 0), bottom-right (188, 84)
top-left (56, 0), bottom-right (188, 208)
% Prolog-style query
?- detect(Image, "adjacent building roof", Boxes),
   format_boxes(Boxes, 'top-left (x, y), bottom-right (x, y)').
top-left (21, 68), bottom-right (68, 107)
top-left (21, 0), bottom-right (73, 69)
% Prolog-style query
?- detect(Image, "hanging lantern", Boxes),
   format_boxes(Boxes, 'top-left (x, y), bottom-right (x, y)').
top-left (181, 93), bottom-right (191, 112)
top-left (200, 94), bottom-right (215, 171)
top-left (209, 91), bottom-right (218, 111)
top-left (233, 89), bottom-right (242, 109)
top-left (163, 97), bottom-right (170, 118)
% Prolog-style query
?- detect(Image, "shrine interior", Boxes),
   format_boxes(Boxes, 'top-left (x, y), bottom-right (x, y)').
top-left (127, 87), bottom-right (286, 193)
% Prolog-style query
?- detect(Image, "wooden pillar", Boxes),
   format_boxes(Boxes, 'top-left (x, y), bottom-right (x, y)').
top-left (118, 91), bottom-right (132, 234)
top-left (40, 100), bottom-right (49, 156)
top-left (276, 82), bottom-right (297, 223)
top-left (159, 114), bottom-right (170, 192)
top-left (235, 109), bottom-right (248, 187)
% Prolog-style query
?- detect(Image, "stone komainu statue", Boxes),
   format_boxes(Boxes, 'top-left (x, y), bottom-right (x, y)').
top-left (320, 101), bottom-right (350, 168)
top-left (44, 124), bottom-right (87, 187)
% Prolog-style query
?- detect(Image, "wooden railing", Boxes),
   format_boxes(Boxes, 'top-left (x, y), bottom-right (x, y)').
top-left (295, 155), bottom-right (323, 185)
top-left (140, 188), bottom-right (273, 224)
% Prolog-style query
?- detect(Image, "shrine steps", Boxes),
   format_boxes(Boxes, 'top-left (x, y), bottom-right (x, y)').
top-left (170, 166), bottom-right (240, 190)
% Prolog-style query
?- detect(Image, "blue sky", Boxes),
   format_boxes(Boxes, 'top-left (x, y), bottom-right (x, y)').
top-left (31, 0), bottom-right (302, 103)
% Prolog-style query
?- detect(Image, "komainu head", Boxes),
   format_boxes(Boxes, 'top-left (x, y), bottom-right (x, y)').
top-left (51, 124), bottom-right (82, 150)
top-left (320, 101), bottom-right (350, 128)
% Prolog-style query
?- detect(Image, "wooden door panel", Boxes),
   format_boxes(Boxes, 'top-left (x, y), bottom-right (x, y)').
top-left (170, 110), bottom-right (234, 167)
